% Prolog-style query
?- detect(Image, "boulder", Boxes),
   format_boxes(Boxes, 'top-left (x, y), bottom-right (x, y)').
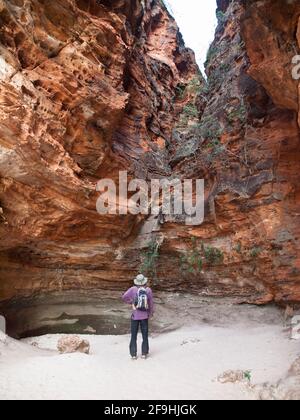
top-left (57, 336), bottom-right (90, 355)
top-left (217, 370), bottom-right (247, 384)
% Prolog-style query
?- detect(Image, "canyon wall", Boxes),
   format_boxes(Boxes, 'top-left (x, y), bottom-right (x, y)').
top-left (0, 0), bottom-right (199, 302)
top-left (161, 0), bottom-right (300, 304)
top-left (0, 0), bottom-right (300, 333)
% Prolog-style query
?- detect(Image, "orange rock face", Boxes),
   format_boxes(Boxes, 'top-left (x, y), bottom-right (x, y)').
top-left (0, 0), bottom-right (199, 302)
top-left (165, 0), bottom-right (300, 304)
top-left (0, 0), bottom-right (300, 324)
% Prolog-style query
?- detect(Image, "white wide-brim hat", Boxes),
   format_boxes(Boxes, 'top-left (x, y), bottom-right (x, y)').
top-left (134, 274), bottom-right (148, 286)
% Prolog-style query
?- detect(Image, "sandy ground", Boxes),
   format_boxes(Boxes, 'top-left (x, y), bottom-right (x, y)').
top-left (0, 316), bottom-right (299, 400)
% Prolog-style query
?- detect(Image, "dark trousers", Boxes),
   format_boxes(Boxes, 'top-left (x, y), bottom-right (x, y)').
top-left (130, 319), bottom-right (149, 357)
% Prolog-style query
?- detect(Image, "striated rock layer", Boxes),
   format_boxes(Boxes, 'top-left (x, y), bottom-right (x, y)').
top-left (0, 0), bottom-right (300, 335)
top-left (0, 0), bottom-right (199, 302)
top-left (159, 0), bottom-right (300, 304)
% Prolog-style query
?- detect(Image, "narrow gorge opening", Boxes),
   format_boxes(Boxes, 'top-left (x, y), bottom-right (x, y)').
top-left (165, 0), bottom-right (217, 72)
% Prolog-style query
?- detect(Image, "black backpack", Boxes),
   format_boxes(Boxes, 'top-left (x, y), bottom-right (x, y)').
top-left (134, 287), bottom-right (149, 312)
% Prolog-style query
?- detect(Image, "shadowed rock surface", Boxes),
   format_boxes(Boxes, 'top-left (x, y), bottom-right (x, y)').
top-left (0, 290), bottom-right (285, 338)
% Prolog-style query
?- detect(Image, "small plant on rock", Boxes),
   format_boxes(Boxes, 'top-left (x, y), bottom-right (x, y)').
top-left (244, 370), bottom-right (252, 383)
top-left (249, 246), bottom-right (262, 259)
top-left (204, 139), bottom-right (226, 165)
top-left (187, 76), bottom-right (203, 95)
top-left (206, 138), bottom-right (221, 149)
top-left (200, 83), bottom-right (211, 95)
top-left (182, 103), bottom-right (199, 119)
top-left (180, 238), bottom-right (203, 275)
top-left (140, 239), bottom-right (161, 277)
top-left (200, 116), bottom-right (222, 142)
top-left (216, 10), bottom-right (227, 25)
top-left (233, 242), bottom-right (242, 254)
top-left (203, 245), bottom-right (224, 265)
top-left (180, 239), bottom-right (225, 274)
top-left (205, 45), bottom-right (218, 66)
top-left (175, 83), bottom-right (187, 100)
top-left (226, 103), bottom-right (247, 125)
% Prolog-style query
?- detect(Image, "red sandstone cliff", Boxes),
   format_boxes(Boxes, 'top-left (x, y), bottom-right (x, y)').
top-left (164, 0), bottom-right (300, 303)
top-left (161, 0), bottom-right (300, 303)
top-left (0, 0), bottom-right (300, 311)
top-left (0, 0), bottom-right (199, 300)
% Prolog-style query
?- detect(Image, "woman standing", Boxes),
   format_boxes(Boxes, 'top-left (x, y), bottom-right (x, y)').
top-left (122, 274), bottom-right (154, 360)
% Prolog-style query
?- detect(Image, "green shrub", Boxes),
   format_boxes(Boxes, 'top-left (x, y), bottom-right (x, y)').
top-left (187, 77), bottom-right (203, 94)
top-left (182, 103), bottom-right (199, 119)
top-left (206, 141), bottom-right (226, 165)
top-left (180, 240), bottom-right (225, 273)
top-left (200, 116), bottom-right (222, 140)
top-left (249, 246), bottom-right (262, 259)
top-left (180, 252), bottom-right (203, 275)
top-left (203, 246), bottom-right (224, 265)
top-left (244, 371), bottom-right (252, 383)
top-left (234, 242), bottom-right (242, 254)
top-left (175, 76), bottom-right (203, 103)
top-left (177, 102), bottom-right (199, 127)
top-left (216, 10), bottom-right (227, 24)
top-left (176, 83), bottom-right (186, 100)
top-left (227, 104), bottom-right (247, 125)
top-left (180, 238), bottom-right (203, 275)
top-left (200, 83), bottom-right (211, 95)
top-left (206, 138), bottom-right (221, 149)
top-left (205, 45), bottom-right (218, 66)
top-left (140, 239), bottom-right (161, 277)
top-left (219, 63), bottom-right (231, 73)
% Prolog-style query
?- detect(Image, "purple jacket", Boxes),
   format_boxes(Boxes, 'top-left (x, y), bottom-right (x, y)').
top-left (122, 286), bottom-right (154, 320)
